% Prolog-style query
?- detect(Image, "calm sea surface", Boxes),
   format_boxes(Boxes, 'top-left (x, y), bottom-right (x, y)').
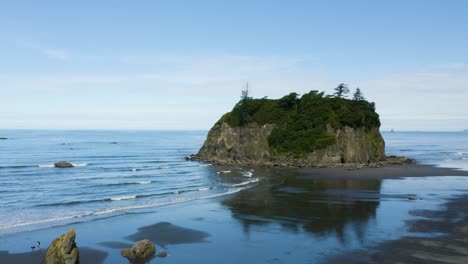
top-left (0, 130), bottom-right (468, 263)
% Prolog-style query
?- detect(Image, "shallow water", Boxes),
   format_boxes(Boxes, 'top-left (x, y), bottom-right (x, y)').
top-left (0, 130), bottom-right (467, 263)
top-left (0, 130), bottom-right (260, 235)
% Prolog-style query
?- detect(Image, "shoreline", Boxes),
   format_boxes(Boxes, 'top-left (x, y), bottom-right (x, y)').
top-left (1, 163), bottom-right (468, 263)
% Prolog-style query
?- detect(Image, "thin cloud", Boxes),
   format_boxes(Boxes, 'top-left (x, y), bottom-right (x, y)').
top-left (43, 49), bottom-right (73, 60)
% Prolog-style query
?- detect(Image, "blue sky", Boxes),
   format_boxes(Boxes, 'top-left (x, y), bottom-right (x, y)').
top-left (1, 0), bottom-right (467, 130)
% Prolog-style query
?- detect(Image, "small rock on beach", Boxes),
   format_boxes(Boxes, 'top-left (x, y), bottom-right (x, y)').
top-left (121, 239), bottom-right (156, 262)
top-left (43, 228), bottom-right (79, 264)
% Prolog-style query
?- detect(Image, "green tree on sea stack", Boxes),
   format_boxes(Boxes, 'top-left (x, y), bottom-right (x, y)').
top-left (353, 87), bottom-right (365, 101)
top-left (334, 83), bottom-right (349, 98)
top-left (239, 83), bottom-right (251, 125)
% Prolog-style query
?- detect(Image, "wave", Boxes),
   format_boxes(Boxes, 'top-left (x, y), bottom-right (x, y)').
top-left (453, 152), bottom-right (468, 156)
top-left (197, 187), bottom-right (215, 191)
top-left (217, 170), bottom-right (231, 174)
top-left (1, 187), bottom-right (250, 231)
top-left (242, 171), bottom-right (253, 177)
top-left (0, 165), bottom-right (33, 169)
top-left (72, 163), bottom-right (88, 167)
top-left (110, 195), bottom-right (136, 201)
top-left (38, 164), bottom-right (55, 168)
top-left (199, 164), bottom-right (212, 167)
top-left (137, 181), bottom-right (151, 185)
top-left (233, 178), bottom-right (260, 187)
top-left (38, 163), bottom-right (88, 168)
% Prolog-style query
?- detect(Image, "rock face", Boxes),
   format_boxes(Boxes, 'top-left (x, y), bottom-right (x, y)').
top-left (195, 122), bottom-right (385, 167)
top-left (42, 228), bottom-right (79, 264)
top-left (54, 161), bottom-right (74, 168)
top-left (121, 239), bottom-right (156, 262)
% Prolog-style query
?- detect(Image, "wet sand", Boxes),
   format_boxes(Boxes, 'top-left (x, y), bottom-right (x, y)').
top-left (326, 194), bottom-right (468, 264)
top-left (0, 247), bottom-right (108, 264)
top-left (298, 164), bottom-right (468, 180)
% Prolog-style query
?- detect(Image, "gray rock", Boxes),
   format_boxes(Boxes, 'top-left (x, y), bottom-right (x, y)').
top-left (42, 228), bottom-right (79, 264)
top-left (195, 122), bottom-right (386, 167)
top-left (54, 161), bottom-right (74, 168)
top-left (121, 239), bottom-right (156, 262)
top-left (157, 251), bottom-right (168, 258)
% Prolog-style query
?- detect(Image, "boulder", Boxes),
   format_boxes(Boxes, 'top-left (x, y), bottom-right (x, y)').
top-left (157, 251), bottom-right (168, 258)
top-left (121, 239), bottom-right (156, 262)
top-left (42, 228), bottom-right (79, 264)
top-left (54, 162), bottom-right (74, 168)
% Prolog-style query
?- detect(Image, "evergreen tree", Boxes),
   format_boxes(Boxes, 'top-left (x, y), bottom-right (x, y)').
top-left (334, 83), bottom-right (349, 98)
top-left (239, 84), bottom-right (251, 125)
top-left (353, 87), bottom-right (365, 101)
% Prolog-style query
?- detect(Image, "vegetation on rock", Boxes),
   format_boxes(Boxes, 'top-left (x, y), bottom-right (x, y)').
top-left (217, 87), bottom-right (380, 157)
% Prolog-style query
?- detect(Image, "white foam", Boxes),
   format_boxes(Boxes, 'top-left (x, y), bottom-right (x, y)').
top-left (218, 170), bottom-right (231, 174)
top-left (0, 187), bottom-right (251, 231)
top-left (72, 163), bottom-right (88, 167)
top-left (453, 152), bottom-right (468, 156)
top-left (199, 164), bottom-right (212, 167)
top-left (132, 168), bottom-right (141, 172)
top-left (233, 178), bottom-right (260, 187)
top-left (197, 187), bottom-right (210, 191)
top-left (158, 166), bottom-right (169, 169)
top-left (38, 164), bottom-right (55, 168)
top-left (242, 171), bottom-right (253, 177)
top-left (137, 181), bottom-right (151, 185)
top-left (110, 195), bottom-right (136, 201)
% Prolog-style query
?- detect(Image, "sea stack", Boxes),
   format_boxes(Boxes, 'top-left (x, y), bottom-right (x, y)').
top-left (43, 228), bottom-right (79, 264)
top-left (191, 90), bottom-right (386, 167)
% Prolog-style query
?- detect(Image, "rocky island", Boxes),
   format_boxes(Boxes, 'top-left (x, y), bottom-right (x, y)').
top-left (190, 88), bottom-right (394, 167)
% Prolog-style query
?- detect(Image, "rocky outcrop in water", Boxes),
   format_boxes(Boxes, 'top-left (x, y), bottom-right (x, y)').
top-left (54, 161), bottom-right (74, 168)
top-left (121, 239), bottom-right (156, 262)
top-left (194, 122), bottom-right (385, 167)
top-left (42, 228), bottom-right (79, 264)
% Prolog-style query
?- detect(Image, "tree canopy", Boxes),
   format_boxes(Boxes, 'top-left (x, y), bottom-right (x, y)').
top-left (218, 88), bottom-right (380, 157)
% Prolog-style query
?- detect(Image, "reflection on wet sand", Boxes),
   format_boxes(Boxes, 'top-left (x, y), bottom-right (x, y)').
top-left (223, 175), bottom-right (382, 244)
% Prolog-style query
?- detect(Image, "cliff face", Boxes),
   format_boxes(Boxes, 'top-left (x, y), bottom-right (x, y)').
top-left (197, 122), bottom-right (385, 167)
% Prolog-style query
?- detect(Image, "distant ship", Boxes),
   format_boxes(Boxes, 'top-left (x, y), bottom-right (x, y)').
top-left (390, 129), bottom-right (395, 133)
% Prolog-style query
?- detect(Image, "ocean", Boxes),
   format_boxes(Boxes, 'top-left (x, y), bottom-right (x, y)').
top-left (0, 130), bottom-right (256, 235)
top-left (0, 130), bottom-right (468, 263)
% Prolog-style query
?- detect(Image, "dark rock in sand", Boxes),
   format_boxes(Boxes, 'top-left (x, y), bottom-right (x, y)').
top-left (121, 239), bottom-right (156, 263)
top-left (43, 228), bottom-right (79, 264)
top-left (54, 161), bottom-right (74, 168)
top-left (385, 155), bottom-right (415, 165)
top-left (157, 251), bottom-right (168, 258)
top-left (0, 137), bottom-right (8, 140)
